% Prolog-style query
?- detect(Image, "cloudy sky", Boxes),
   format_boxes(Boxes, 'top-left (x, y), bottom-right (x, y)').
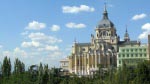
top-left (0, 0), bottom-right (150, 68)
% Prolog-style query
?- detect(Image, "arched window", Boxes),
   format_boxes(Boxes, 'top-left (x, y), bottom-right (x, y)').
top-left (103, 31), bottom-right (106, 36)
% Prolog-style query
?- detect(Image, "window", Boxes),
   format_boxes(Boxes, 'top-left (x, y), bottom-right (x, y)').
top-left (131, 49), bottom-right (133, 52)
top-left (135, 49), bottom-right (137, 52)
top-left (103, 24), bottom-right (106, 26)
top-left (126, 49), bottom-right (129, 52)
top-left (122, 54), bottom-right (125, 57)
top-left (82, 48), bottom-right (85, 51)
top-left (131, 54), bottom-right (133, 57)
top-left (139, 49), bottom-right (142, 52)
top-left (127, 54), bottom-right (129, 57)
top-left (89, 48), bottom-right (92, 53)
top-left (135, 54), bottom-right (138, 57)
top-left (87, 58), bottom-right (88, 64)
top-left (112, 40), bottom-right (114, 42)
top-left (97, 34), bottom-right (99, 38)
top-left (119, 60), bottom-right (121, 64)
top-left (144, 54), bottom-right (147, 57)
top-left (140, 54), bottom-right (142, 57)
top-left (103, 31), bottom-right (106, 36)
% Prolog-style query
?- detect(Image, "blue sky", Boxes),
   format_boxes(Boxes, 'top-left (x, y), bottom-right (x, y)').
top-left (0, 0), bottom-right (150, 68)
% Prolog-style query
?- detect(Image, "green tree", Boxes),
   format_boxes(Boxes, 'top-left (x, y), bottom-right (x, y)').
top-left (2, 56), bottom-right (11, 78)
top-left (41, 64), bottom-right (49, 84)
top-left (133, 61), bottom-right (150, 84)
top-left (14, 58), bottom-right (25, 74)
top-left (38, 62), bottom-right (43, 84)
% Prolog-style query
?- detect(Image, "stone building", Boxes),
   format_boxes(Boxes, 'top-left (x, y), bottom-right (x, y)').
top-left (62, 5), bottom-right (147, 76)
top-left (117, 45), bottom-right (148, 67)
top-left (60, 58), bottom-right (69, 71)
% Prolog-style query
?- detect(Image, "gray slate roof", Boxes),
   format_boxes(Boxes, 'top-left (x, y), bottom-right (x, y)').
top-left (118, 41), bottom-right (138, 45)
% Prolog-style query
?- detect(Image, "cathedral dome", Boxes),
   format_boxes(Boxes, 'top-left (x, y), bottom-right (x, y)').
top-left (97, 5), bottom-right (114, 28)
top-left (98, 18), bottom-right (114, 28)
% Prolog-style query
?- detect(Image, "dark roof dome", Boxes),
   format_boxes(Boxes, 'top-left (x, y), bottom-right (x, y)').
top-left (97, 5), bottom-right (114, 28)
top-left (98, 18), bottom-right (114, 28)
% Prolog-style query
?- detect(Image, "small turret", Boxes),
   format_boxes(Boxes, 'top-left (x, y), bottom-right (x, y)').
top-left (124, 26), bottom-right (130, 42)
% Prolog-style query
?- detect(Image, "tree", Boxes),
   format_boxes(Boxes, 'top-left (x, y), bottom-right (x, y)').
top-left (38, 62), bottom-right (43, 84)
top-left (14, 58), bottom-right (25, 74)
top-left (2, 56), bottom-right (11, 78)
top-left (41, 64), bottom-right (49, 84)
top-left (133, 61), bottom-right (150, 84)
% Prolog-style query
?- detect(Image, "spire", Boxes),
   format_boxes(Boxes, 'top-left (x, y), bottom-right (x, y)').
top-left (124, 25), bottom-right (130, 41)
top-left (126, 25), bottom-right (128, 33)
top-left (103, 3), bottom-right (108, 19)
top-left (104, 3), bottom-right (107, 13)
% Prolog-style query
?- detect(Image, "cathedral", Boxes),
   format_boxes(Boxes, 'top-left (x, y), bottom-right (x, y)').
top-left (60, 5), bottom-right (146, 76)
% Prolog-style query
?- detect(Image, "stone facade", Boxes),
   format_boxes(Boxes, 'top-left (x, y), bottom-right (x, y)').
top-left (61, 5), bottom-right (149, 76)
top-left (60, 58), bottom-right (69, 71)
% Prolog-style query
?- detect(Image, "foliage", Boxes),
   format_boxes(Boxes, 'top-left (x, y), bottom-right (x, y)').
top-left (0, 56), bottom-right (150, 84)
top-left (2, 56), bottom-right (11, 78)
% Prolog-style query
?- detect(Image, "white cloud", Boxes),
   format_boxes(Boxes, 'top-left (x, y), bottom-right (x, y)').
top-left (0, 29), bottom-right (64, 68)
top-left (51, 25), bottom-right (60, 31)
top-left (50, 51), bottom-right (62, 57)
top-left (14, 47), bottom-right (28, 58)
top-left (28, 32), bottom-right (62, 44)
top-left (62, 5), bottom-right (95, 13)
top-left (0, 45), bottom-right (3, 49)
top-left (65, 45), bottom-right (72, 51)
top-left (45, 45), bottom-right (59, 51)
top-left (21, 41), bottom-right (40, 48)
top-left (21, 31), bottom-right (29, 35)
top-left (3, 51), bottom-right (11, 57)
top-left (37, 45), bottom-right (60, 52)
top-left (26, 21), bottom-right (46, 30)
top-left (132, 13), bottom-right (147, 20)
top-left (66, 22), bottom-right (86, 28)
top-left (138, 23), bottom-right (150, 39)
top-left (141, 23), bottom-right (150, 30)
top-left (28, 32), bottom-right (46, 41)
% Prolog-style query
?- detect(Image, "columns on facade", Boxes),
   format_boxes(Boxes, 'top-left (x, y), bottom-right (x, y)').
top-left (88, 53), bottom-right (90, 75)
top-left (92, 53), bottom-right (94, 69)
top-left (82, 54), bottom-right (85, 75)
top-left (99, 51), bottom-right (101, 64)
top-left (78, 54), bottom-right (80, 75)
top-left (69, 56), bottom-right (72, 73)
top-left (75, 54), bottom-right (77, 74)
top-left (85, 53), bottom-right (87, 75)
top-left (95, 51), bottom-right (98, 68)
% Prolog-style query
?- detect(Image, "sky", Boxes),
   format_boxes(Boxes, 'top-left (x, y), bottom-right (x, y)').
top-left (0, 0), bottom-right (150, 68)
